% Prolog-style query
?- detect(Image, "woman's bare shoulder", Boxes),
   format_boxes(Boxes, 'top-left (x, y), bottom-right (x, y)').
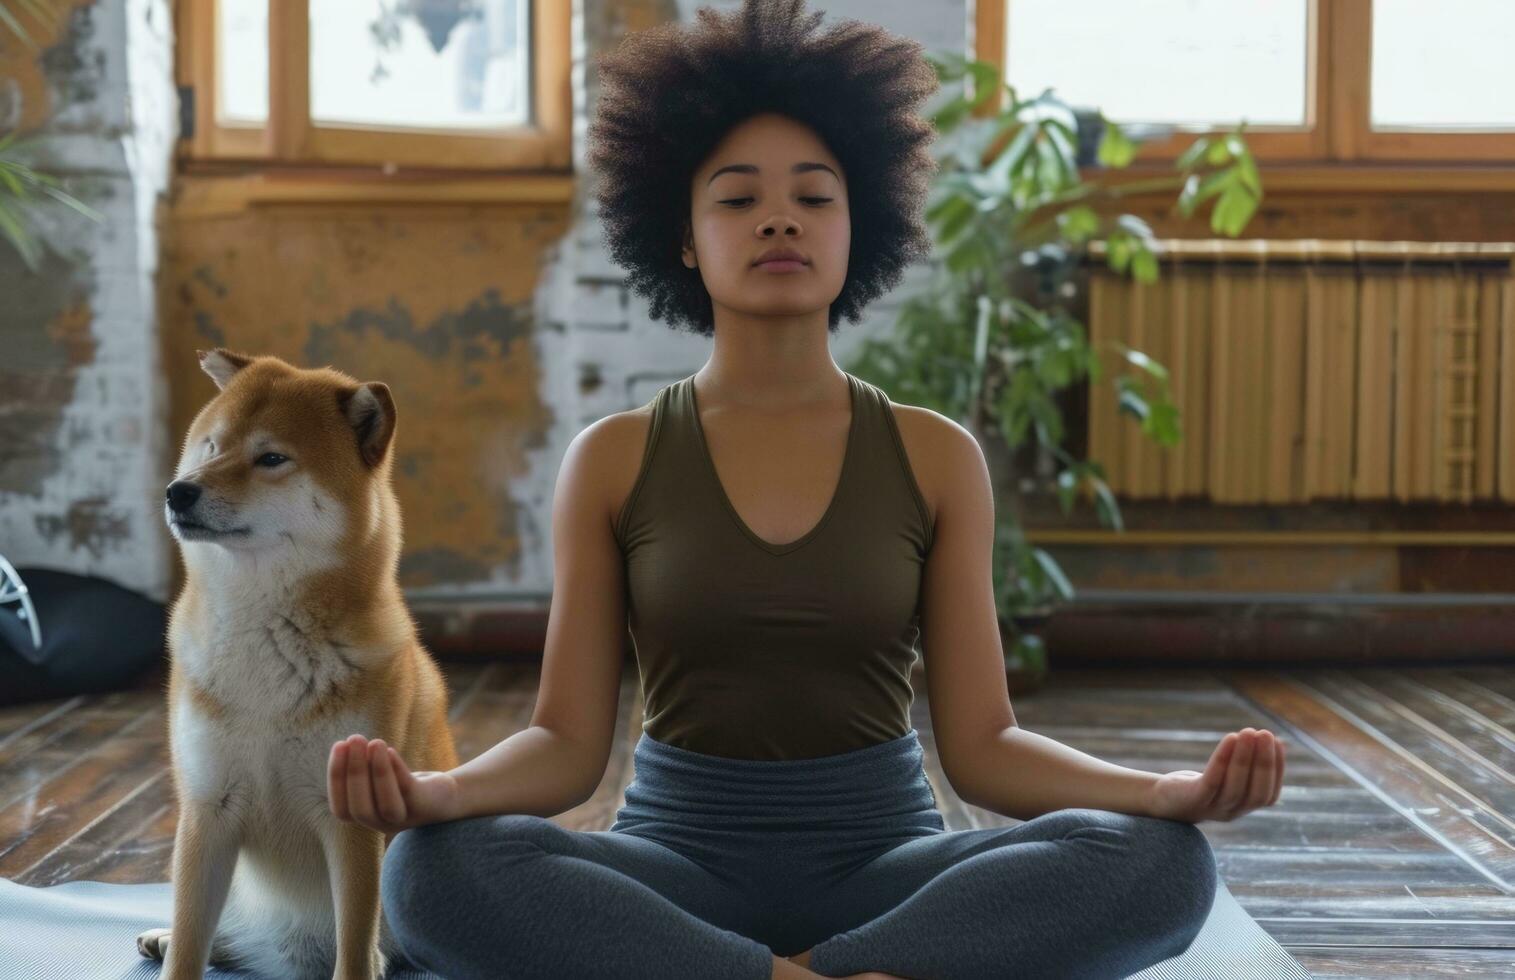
top-left (571, 402), bottom-right (656, 538)
top-left (886, 400), bottom-right (973, 529)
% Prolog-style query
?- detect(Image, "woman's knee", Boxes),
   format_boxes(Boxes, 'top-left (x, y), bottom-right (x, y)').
top-left (1136, 816), bottom-right (1216, 888)
top-left (382, 819), bottom-right (468, 929)
top-left (1042, 810), bottom-right (1217, 929)
top-left (1125, 815), bottom-right (1218, 944)
top-left (381, 815), bottom-right (553, 927)
top-left (379, 814), bottom-right (560, 969)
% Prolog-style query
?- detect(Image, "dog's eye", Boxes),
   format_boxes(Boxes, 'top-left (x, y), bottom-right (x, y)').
top-left (256, 453), bottom-right (288, 468)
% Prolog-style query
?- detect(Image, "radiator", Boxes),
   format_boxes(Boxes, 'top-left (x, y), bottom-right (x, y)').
top-left (1085, 240), bottom-right (1515, 504)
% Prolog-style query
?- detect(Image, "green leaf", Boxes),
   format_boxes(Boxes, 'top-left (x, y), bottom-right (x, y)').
top-left (944, 234), bottom-right (988, 277)
top-left (1056, 468), bottom-right (1079, 514)
top-left (1174, 137), bottom-right (1211, 171)
top-left (1035, 135), bottom-right (1063, 188)
top-left (932, 193), bottom-right (977, 245)
top-left (1114, 343), bottom-right (1169, 381)
top-left (0, 199), bottom-right (41, 271)
top-left (1043, 123), bottom-right (1079, 184)
top-left (1091, 477), bottom-right (1125, 531)
top-left (1115, 213), bottom-right (1156, 245)
top-left (1028, 391), bottom-right (1064, 444)
top-left (986, 121), bottom-right (1037, 185)
top-left (1211, 183), bottom-right (1258, 237)
top-left (1191, 169), bottom-right (1235, 205)
top-left (972, 294), bottom-right (993, 379)
top-left (932, 98), bottom-right (972, 134)
top-left (1097, 119), bottom-right (1137, 168)
top-left (1117, 385), bottom-right (1149, 421)
top-left (1008, 632), bottom-right (1048, 671)
top-left (1144, 400), bottom-right (1182, 446)
top-left (928, 51), bottom-right (967, 84)
top-left (38, 182), bottom-right (104, 222)
top-left (1177, 173), bottom-right (1201, 216)
top-left (1107, 234), bottom-right (1132, 273)
top-left (1057, 204), bottom-right (1100, 243)
top-left (965, 60), bottom-right (1003, 110)
top-left (1235, 152), bottom-right (1262, 196)
top-left (1038, 346), bottom-right (1073, 387)
top-left (1025, 92), bottom-right (1080, 135)
top-left (1031, 548), bottom-right (1075, 602)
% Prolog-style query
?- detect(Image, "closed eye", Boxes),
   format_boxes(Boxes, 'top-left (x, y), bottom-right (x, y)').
top-left (719, 197), bottom-right (832, 206)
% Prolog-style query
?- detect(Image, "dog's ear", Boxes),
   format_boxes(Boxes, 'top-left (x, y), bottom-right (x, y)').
top-left (197, 348), bottom-right (255, 391)
top-left (339, 382), bottom-right (397, 469)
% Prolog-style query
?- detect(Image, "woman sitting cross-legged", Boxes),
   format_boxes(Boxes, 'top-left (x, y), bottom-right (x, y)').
top-left (329, 2), bottom-right (1286, 977)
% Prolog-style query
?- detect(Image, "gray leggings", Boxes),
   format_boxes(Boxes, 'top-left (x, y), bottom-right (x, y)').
top-left (380, 728), bottom-right (1217, 979)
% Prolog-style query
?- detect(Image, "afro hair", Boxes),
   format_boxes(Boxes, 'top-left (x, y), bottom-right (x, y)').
top-left (586, 0), bottom-right (940, 337)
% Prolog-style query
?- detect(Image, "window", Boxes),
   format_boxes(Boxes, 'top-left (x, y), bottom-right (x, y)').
top-left (976, 0), bottom-right (1515, 171)
top-left (1369, 0), bottom-right (1515, 133)
top-left (179, 0), bottom-right (571, 172)
top-left (1004, 1), bottom-right (1310, 131)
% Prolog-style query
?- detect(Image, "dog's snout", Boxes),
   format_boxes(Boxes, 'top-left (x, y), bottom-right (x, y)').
top-left (166, 481), bottom-right (202, 514)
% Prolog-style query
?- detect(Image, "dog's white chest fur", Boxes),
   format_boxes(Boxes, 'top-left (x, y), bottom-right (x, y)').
top-left (171, 597), bottom-right (378, 824)
top-left (185, 588), bottom-right (363, 704)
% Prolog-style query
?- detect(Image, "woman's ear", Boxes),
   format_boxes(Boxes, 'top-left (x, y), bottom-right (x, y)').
top-left (682, 222), bottom-right (697, 269)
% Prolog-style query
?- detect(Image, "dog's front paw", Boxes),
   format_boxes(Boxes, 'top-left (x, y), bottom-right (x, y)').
top-left (136, 927), bottom-right (171, 960)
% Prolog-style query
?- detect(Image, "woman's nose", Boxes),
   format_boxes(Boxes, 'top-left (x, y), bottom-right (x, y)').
top-left (754, 215), bottom-right (793, 234)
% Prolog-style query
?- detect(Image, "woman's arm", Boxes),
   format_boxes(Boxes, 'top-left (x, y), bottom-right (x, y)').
top-left (906, 409), bottom-right (1285, 824)
top-left (949, 724), bottom-right (1285, 824)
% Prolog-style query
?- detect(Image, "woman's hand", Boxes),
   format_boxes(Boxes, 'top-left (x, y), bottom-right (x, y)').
top-left (1147, 727), bottom-right (1285, 823)
top-left (328, 733), bottom-right (461, 834)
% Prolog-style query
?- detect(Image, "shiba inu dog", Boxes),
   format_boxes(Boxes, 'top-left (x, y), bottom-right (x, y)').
top-left (139, 348), bottom-right (459, 979)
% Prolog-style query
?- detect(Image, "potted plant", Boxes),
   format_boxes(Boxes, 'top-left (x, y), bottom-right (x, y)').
top-left (847, 52), bottom-right (1263, 693)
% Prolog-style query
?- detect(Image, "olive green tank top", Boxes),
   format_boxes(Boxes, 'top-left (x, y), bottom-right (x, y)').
top-left (614, 371), bottom-right (935, 760)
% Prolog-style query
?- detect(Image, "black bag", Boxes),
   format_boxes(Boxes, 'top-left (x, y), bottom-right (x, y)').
top-left (0, 566), bottom-right (167, 707)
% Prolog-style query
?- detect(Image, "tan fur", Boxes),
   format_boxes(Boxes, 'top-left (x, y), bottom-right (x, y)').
top-left (141, 348), bottom-right (459, 980)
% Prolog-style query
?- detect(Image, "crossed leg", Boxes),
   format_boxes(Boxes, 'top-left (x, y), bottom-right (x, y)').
top-left (802, 808), bottom-right (1218, 980)
top-left (380, 813), bottom-right (776, 979)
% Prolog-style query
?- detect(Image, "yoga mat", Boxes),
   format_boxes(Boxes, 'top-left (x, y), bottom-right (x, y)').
top-left (0, 873), bottom-right (1310, 978)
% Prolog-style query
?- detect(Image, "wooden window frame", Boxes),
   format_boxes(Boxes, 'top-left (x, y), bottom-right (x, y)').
top-left (176, 0), bottom-right (571, 174)
top-left (975, 0), bottom-right (1515, 192)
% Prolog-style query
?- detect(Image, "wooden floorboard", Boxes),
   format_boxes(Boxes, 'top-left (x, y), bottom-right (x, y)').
top-left (1, 660), bottom-right (1512, 977)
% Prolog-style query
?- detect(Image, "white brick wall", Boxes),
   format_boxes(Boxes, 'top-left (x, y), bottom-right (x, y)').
top-left (0, 0), bottom-right (177, 603)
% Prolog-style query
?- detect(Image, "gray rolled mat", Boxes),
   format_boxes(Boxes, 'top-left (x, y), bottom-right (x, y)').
top-left (0, 874), bottom-right (1310, 978)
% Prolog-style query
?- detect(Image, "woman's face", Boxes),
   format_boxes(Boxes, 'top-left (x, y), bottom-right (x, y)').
top-left (683, 112), bottom-right (850, 323)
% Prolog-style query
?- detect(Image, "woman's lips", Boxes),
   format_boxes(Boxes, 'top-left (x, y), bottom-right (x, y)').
top-left (755, 260), bottom-right (807, 272)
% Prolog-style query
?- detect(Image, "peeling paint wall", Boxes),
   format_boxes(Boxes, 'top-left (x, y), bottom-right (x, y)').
top-left (0, 0), bottom-right (175, 601)
top-left (0, 0), bottom-right (953, 607)
top-left (160, 207), bottom-right (567, 593)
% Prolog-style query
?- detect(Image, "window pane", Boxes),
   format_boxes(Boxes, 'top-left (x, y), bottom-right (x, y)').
top-left (310, 0), bottom-right (530, 131)
top-left (1004, 0), bottom-right (1308, 128)
top-left (1372, 0), bottom-right (1515, 130)
top-left (218, 0), bottom-right (268, 124)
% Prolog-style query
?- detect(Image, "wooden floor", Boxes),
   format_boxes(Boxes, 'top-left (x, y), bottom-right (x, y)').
top-left (2, 659), bottom-right (1513, 978)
